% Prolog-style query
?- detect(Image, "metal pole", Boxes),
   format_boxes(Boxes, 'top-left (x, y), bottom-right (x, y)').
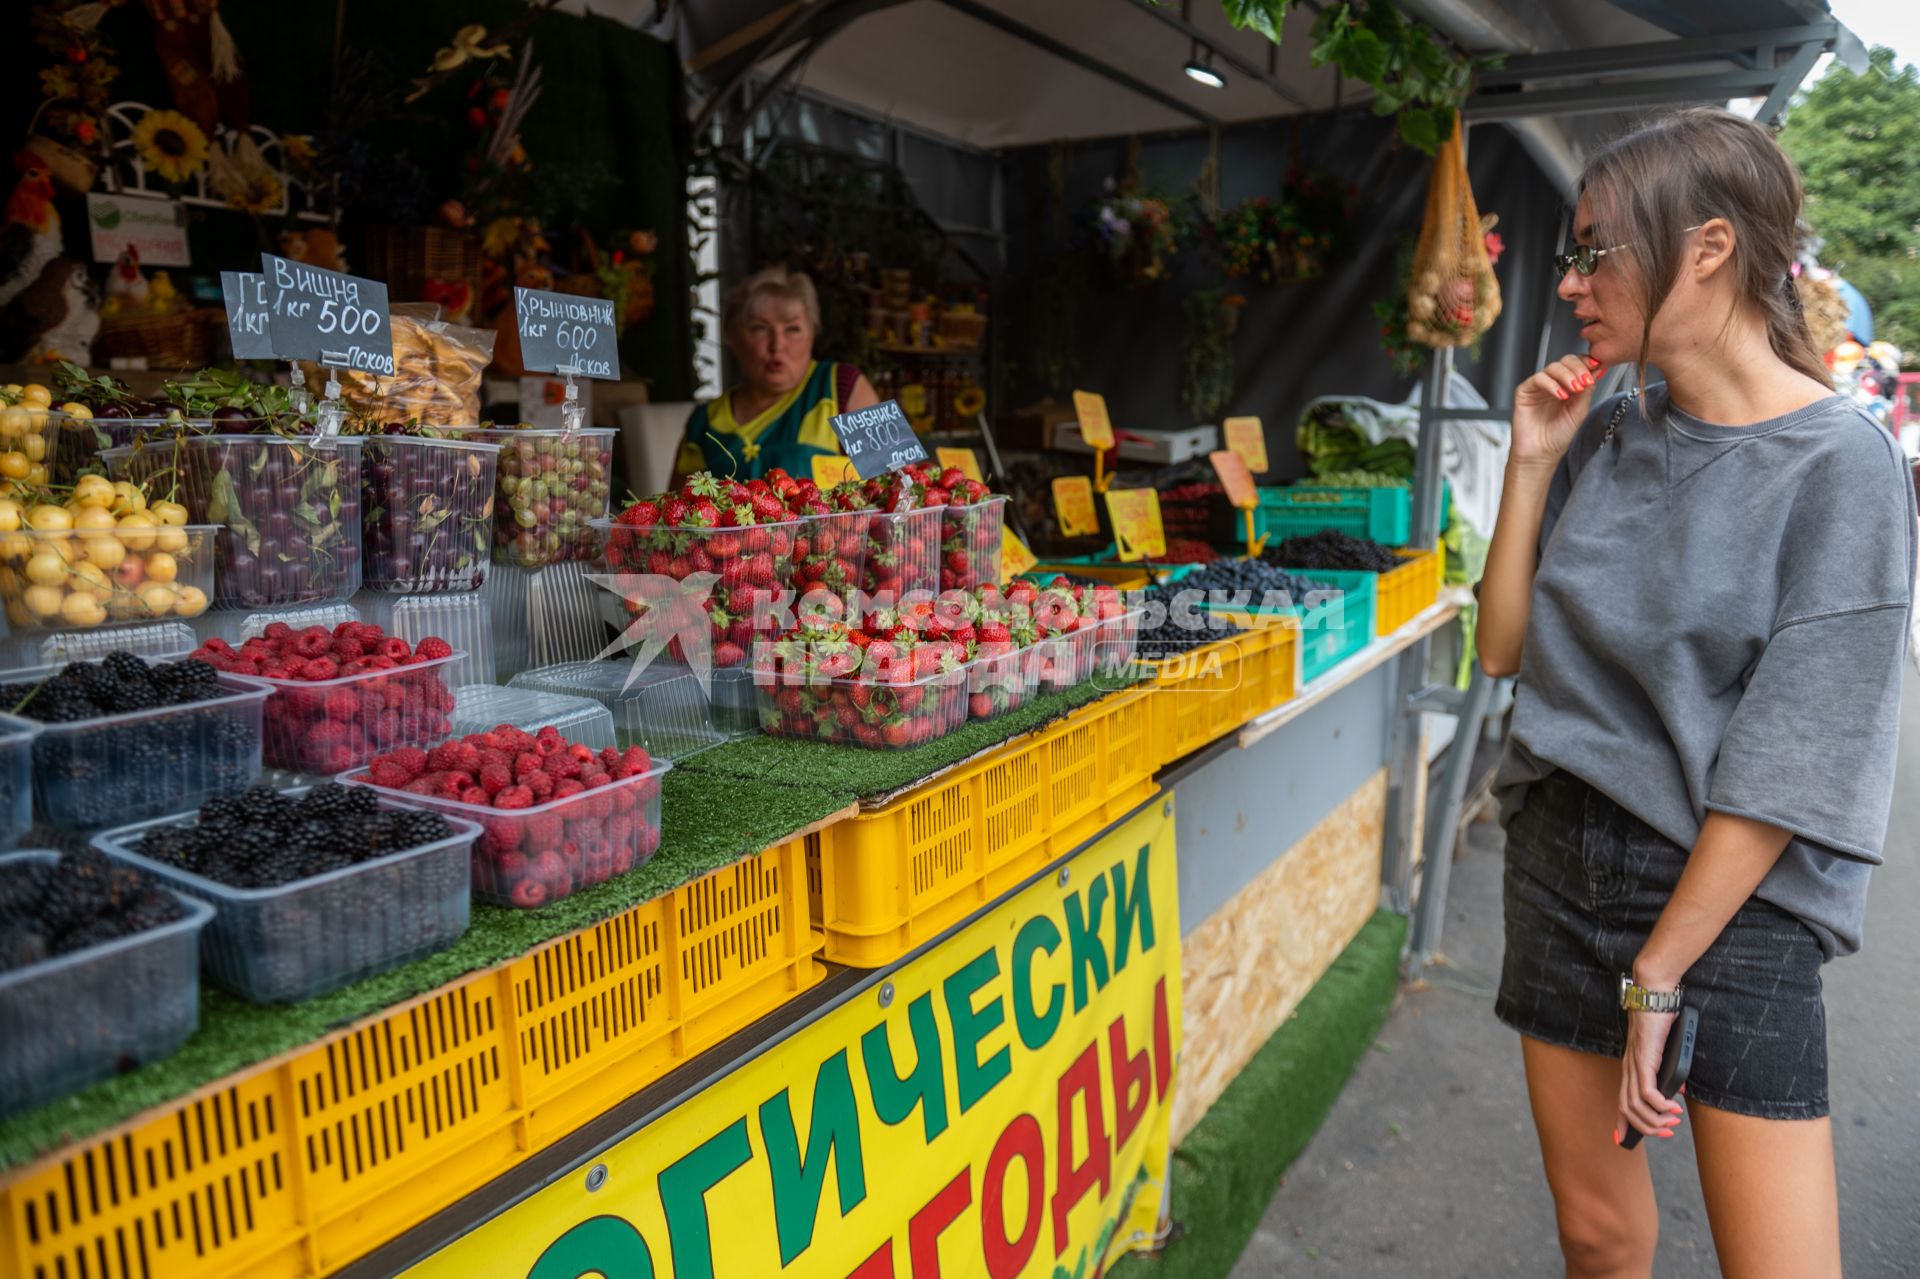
top-left (1379, 635), bottom-right (1431, 912)
top-left (1412, 349), bottom-right (1449, 549)
top-left (1406, 666), bottom-right (1496, 973)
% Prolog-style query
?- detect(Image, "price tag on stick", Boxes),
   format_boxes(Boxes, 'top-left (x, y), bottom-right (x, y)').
top-left (1052, 475), bottom-right (1101, 538)
top-left (828, 399), bottom-right (928, 480)
top-left (811, 454), bottom-right (859, 487)
top-left (220, 271), bottom-right (276, 359)
top-left (1223, 416), bottom-right (1269, 474)
top-left (1104, 488), bottom-right (1166, 562)
top-left (935, 446), bottom-right (984, 482)
top-left (1211, 449), bottom-right (1267, 556)
top-left (514, 287), bottom-right (620, 380)
top-left (260, 254), bottom-right (393, 377)
top-left (1000, 527), bottom-right (1038, 582)
top-left (1073, 389), bottom-right (1115, 492)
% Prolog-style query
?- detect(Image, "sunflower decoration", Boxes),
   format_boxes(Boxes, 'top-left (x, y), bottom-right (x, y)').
top-left (207, 135), bottom-right (284, 216)
top-left (131, 109), bottom-right (209, 185)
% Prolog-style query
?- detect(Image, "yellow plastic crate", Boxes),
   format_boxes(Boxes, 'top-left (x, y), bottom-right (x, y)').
top-left (807, 689), bottom-right (1155, 968)
top-left (0, 839), bottom-right (823, 1279)
top-left (1376, 546), bottom-right (1443, 636)
top-left (1143, 624), bottom-right (1298, 768)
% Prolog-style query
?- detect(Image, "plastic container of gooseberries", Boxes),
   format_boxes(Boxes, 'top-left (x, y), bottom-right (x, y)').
top-left (457, 428), bottom-right (615, 568)
top-left (0, 719), bottom-right (38, 849)
top-left (0, 524), bottom-right (217, 634)
top-left (752, 662), bottom-right (969, 749)
top-left (104, 435), bottom-right (364, 610)
top-left (92, 794), bottom-right (481, 1005)
top-left (357, 434), bottom-right (501, 593)
top-left (0, 849), bottom-right (213, 1118)
top-left (248, 650), bottom-right (463, 775)
top-left (52, 415), bottom-right (213, 484)
top-left (0, 660), bottom-right (270, 831)
top-left (341, 756), bottom-right (671, 909)
top-left (938, 495), bottom-right (1007, 592)
top-left (592, 516), bottom-right (807, 664)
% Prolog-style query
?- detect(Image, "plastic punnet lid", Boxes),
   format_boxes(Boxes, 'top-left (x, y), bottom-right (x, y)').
top-left (40, 622), bottom-right (200, 664)
top-left (354, 592), bottom-right (496, 687)
top-left (451, 684), bottom-right (617, 751)
top-left (529, 561), bottom-right (612, 668)
top-left (508, 660), bottom-right (726, 759)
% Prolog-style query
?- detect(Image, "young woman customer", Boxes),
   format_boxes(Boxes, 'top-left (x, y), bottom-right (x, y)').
top-left (1479, 107), bottom-right (1914, 1279)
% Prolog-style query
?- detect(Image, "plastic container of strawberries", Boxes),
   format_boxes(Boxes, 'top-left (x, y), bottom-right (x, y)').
top-left (753, 662), bottom-right (969, 749)
top-left (1090, 607), bottom-right (1147, 681)
top-left (593, 516), bottom-right (806, 668)
top-left (358, 434), bottom-right (501, 593)
top-left (340, 756), bottom-right (670, 909)
top-left (92, 794), bottom-right (480, 1004)
top-left (938, 495), bottom-right (1007, 592)
top-left (963, 645), bottom-right (1033, 723)
top-left (458, 428), bottom-right (615, 568)
top-left (248, 651), bottom-right (462, 775)
top-left (860, 506), bottom-right (944, 601)
top-left (792, 509), bottom-right (872, 598)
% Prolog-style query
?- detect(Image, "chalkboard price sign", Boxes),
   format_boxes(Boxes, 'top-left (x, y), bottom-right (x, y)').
top-left (828, 399), bottom-right (928, 479)
top-left (220, 271), bottom-right (275, 359)
top-left (515, 287), bottom-right (620, 379)
top-left (260, 253), bottom-right (394, 377)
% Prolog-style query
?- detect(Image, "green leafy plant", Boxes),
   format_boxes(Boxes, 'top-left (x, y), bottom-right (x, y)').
top-left (1181, 289), bottom-right (1244, 424)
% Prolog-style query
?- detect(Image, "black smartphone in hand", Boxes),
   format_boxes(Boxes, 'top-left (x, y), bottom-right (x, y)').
top-left (1621, 1005), bottom-right (1698, 1151)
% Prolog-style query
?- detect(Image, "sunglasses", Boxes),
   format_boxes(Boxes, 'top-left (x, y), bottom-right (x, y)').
top-left (1554, 225), bottom-right (1706, 277)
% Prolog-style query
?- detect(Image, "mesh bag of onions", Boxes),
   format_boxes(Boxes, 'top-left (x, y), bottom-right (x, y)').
top-left (1404, 126), bottom-right (1502, 349)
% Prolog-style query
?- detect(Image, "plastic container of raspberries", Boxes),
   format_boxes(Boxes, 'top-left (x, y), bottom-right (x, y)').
top-left (358, 434), bottom-right (501, 593)
top-left (860, 507), bottom-right (943, 601)
top-left (593, 516), bottom-right (806, 667)
top-left (0, 524), bottom-right (217, 634)
top-left (105, 435), bottom-right (364, 609)
top-left (457, 428), bottom-right (615, 568)
top-left (0, 850), bottom-right (213, 1118)
top-left (0, 661), bottom-right (269, 831)
top-left (0, 720), bottom-right (38, 849)
top-left (93, 796), bottom-right (481, 1005)
top-left (450, 684), bottom-right (617, 751)
top-left (52, 415), bottom-right (213, 485)
top-left (245, 651), bottom-right (462, 775)
top-left (753, 663), bottom-right (969, 749)
top-left (938, 495), bottom-right (1007, 592)
top-left (340, 743), bottom-right (670, 909)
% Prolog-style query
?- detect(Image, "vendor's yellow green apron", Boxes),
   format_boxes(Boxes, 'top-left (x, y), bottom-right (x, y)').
top-left (678, 360), bottom-right (847, 479)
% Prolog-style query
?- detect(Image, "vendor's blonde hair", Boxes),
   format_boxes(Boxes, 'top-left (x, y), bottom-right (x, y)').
top-left (724, 266), bottom-right (821, 338)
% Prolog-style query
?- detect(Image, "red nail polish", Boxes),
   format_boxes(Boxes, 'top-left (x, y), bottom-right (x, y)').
top-left (1657, 1130), bottom-right (1674, 1139)
top-left (1554, 389), bottom-right (1568, 400)
top-left (1613, 1128), bottom-right (1622, 1145)
top-left (1585, 356), bottom-right (1602, 369)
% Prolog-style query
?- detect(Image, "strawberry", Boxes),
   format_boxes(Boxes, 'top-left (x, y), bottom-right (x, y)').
top-left (882, 720), bottom-right (912, 747)
top-left (970, 693), bottom-right (995, 718)
top-left (752, 492), bottom-right (786, 522)
top-left (617, 499), bottom-right (661, 527)
top-left (939, 467), bottom-right (966, 489)
top-left (509, 878), bottom-right (549, 908)
top-left (714, 641), bottom-right (746, 668)
top-left (662, 497), bottom-right (691, 525)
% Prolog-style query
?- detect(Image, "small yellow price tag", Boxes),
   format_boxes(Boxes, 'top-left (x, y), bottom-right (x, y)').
top-left (1000, 527), bottom-right (1038, 581)
top-left (1210, 449), bottom-right (1259, 510)
top-left (1052, 475), bottom-right (1101, 538)
top-left (811, 454), bottom-right (858, 488)
top-left (1072, 390), bottom-right (1115, 451)
top-left (1104, 488), bottom-right (1166, 562)
top-left (935, 447), bottom-right (984, 483)
top-left (1223, 416), bottom-right (1269, 474)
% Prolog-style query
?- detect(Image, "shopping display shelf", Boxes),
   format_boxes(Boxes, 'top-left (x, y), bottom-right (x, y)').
top-left (0, 837), bottom-right (823, 1279)
top-left (1375, 546), bottom-right (1445, 637)
top-left (803, 687), bottom-right (1154, 968)
top-left (1142, 623), bottom-right (1298, 769)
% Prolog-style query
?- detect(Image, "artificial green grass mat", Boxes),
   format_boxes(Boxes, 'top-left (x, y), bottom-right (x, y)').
top-left (1111, 910), bottom-right (1407, 1279)
top-left (677, 679), bottom-right (1126, 800)
top-left (0, 768), bottom-right (855, 1173)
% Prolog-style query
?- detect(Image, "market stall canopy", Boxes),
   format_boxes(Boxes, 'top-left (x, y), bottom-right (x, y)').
top-left (664, 0), bottom-right (1863, 180)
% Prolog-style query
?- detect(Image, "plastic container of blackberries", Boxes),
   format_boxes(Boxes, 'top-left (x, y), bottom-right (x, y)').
top-left (92, 796), bottom-right (482, 1005)
top-left (0, 850), bottom-right (213, 1117)
top-left (357, 433), bottom-right (501, 592)
top-left (52, 415), bottom-right (214, 484)
top-left (104, 434), bottom-right (364, 610)
top-left (341, 755), bottom-right (672, 909)
top-left (0, 719), bottom-right (37, 848)
top-left (248, 650), bottom-right (463, 775)
top-left (0, 524), bottom-right (218, 634)
top-left (455, 428), bottom-right (615, 569)
top-left (0, 661), bottom-right (270, 831)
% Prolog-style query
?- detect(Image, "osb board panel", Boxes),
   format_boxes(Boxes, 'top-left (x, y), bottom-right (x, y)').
top-left (1173, 770), bottom-right (1387, 1142)
top-left (1409, 728), bottom-right (1429, 871)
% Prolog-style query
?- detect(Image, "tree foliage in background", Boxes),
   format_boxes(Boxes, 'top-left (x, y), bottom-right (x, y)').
top-left (1780, 45), bottom-right (1920, 361)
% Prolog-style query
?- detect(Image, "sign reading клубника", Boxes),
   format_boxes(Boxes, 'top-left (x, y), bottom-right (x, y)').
top-left (830, 399), bottom-right (929, 480)
top-left (260, 253), bottom-right (394, 377)
top-left (403, 798), bottom-right (1182, 1279)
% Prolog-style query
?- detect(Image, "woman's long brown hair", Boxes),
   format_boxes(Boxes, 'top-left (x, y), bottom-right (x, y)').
top-left (1578, 108), bottom-right (1832, 392)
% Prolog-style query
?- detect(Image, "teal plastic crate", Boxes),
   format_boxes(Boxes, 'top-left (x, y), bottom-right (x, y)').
top-left (1249, 482), bottom-right (1451, 548)
top-left (1198, 569), bottom-right (1376, 685)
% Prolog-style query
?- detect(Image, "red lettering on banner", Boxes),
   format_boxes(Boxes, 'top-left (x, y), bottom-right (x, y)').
top-left (982, 1114), bottom-right (1046, 1278)
top-left (908, 1169), bottom-right (972, 1278)
top-left (848, 1241), bottom-right (894, 1278)
top-left (1107, 1016), bottom-right (1151, 1152)
top-left (1050, 1043), bottom-right (1111, 1257)
top-left (1152, 976), bottom-right (1173, 1101)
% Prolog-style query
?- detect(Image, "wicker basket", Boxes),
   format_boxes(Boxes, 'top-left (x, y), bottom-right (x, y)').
top-left (91, 310), bottom-right (210, 369)
top-left (937, 310), bottom-right (988, 350)
top-left (362, 227), bottom-right (482, 322)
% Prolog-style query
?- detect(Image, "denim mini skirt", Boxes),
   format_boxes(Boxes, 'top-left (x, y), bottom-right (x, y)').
top-left (1495, 769), bottom-right (1829, 1120)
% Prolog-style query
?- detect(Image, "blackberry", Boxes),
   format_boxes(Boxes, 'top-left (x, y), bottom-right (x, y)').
top-left (389, 810), bottom-right (453, 850)
top-left (294, 784), bottom-right (359, 824)
top-left (1264, 530), bottom-right (1403, 575)
top-left (101, 651), bottom-right (151, 688)
top-left (0, 850), bottom-right (181, 967)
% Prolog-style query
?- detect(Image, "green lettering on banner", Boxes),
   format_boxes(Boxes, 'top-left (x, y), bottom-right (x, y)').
top-left (944, 948), bottom-right (1012, 1113)
top-left (525, 1215), bottom-right (655, 1279)
top-left (1064, 876), bottom-right (1111, 1013)
top-left (860, 992), bottom-right (950, 1143)
top-left (759, 1050), bottom-right (869, 1265)
top-left (1109, 844), bottom-right (1157, 975)
top-left (1012, 915), bottom-right (1065, 1051)
top-left (657, 1119), bottom-right (753, 1279)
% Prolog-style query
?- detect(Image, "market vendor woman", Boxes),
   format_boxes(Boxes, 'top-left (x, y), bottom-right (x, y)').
top-left (677, 266), bottom-right (878, 480)
top-left (1480, 108), bottom-right (1913, 1279)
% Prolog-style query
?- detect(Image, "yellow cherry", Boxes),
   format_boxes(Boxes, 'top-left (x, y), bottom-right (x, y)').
top-left (24, 552), bottom-right (66, 586)
top-left (19, 385), bottom-right (51, 410)
top-left (70, 562), bottom-right (111, 600)
top-left (21, 434), bottom-right (45, 463)
top-left (143, 551), bottom-right (178, 584)
top-left (59, 402), bottom-right (92, 421)
top-left (155, 525), bottom-right (187, 553)
top-left (60, 592), bottom-right (106, 627)
top-left (0, 533), bottom-right (31, 562)
top-left (172, 584), bottom-right (208, 618)
top-left (23, 584), bottom-right (62, 617)
top-left (110, 481), bottom-right (146, 514)
top-left (0, 500), bottom-right (20, 532)
top-left (0, 409), bottom-right (24, 440)
top-left (25, 505), bottom-right (70, 531)
top-left (72, 506), bottom-right (116, 532)
top-left (0, 453), bottom-right (30, 481)
top-left (115, 512), bottom-right (156, 551)
top-left (83, 537), bottom-right (126, 571)
top-left (136, 583), bottom-right (175, 616)
top-left (150, 500), bottom-right (188, 527)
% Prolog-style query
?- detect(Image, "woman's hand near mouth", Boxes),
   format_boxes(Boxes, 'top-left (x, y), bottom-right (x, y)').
top-left (1512, 353), bottom-right (1604, 472)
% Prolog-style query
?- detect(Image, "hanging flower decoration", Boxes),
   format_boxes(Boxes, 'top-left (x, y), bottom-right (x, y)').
top-left (130, 109), bottom-right (211, 185)
top-left (29, 2), bottom-right (121, 156)
top-left (1210, 169), bottom-right (1358, 284)
top-left (1091, 182), bottom-right (1190, 286)
top-left (206, 135), bottom-right (283, 215)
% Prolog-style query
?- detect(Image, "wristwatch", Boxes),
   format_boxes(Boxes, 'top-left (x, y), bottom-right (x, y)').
top-left (1619, 975), bottom-right (1685, 1014)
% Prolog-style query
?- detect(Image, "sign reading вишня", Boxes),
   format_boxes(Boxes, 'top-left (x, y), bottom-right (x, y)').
top-left (260, 253), bottom-right (393, 377)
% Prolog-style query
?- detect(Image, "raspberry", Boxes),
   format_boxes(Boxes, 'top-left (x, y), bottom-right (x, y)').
top-left (496, 786), bottom-right (535, 810)
top-left (610, 788), bottom-right (637, 817)
top-left (479, 764), bottom-right (512, 796)
top-left (513, 752), bottom-right (543, 778)
top-left (388, 747), bottom-right (428, 777)
top-left (322, 689), bottom-right (358, 721)
top-left (293, 628), bottom-right (332, 659)
top-left (433, 772), bottom-right (469, 799)
top-left (370, 761), bottom-right (411, 789)
top-left (310, 720), bottom-right (348, 748)
top-left (263, 622), bottom-right (293, 640)
top-left (622, 746), bottom-right (653, 773)
top-left (481, 818), bottom-right (521, 856)
top-left (302, 657), bottom-right (339, 682)
top-left (403, 778), bottom-right (437, 795)
top-left (477, 748), bottom-right (512, 773)
top-left (333, 622), bottom-right (358, 638)
top-left (426, 743), bottom-right (462, 773)
top-left (415, 637), bottom-right (454, 661)
top-left (552, 778), bottom-right (586, 800)
top-left (598, 747), bottom-right (621, 770)
top-left (509, 878), bottom-right (548, 908)
top-left (636, 822), bottom-right (661, 857)
top-left (526, 813), bottom-right (564, 847)
top-left (545, 753), bottom-right (581, 780)
top-left (476, 732), bottom-right (510, 753)
top-left (368, 656), bottom-right (398, 671)
top-left (460, 786), bottom-right (491, 807)
top-left (525, 771), bottom-right (554, 801)
top-left (536, 734), bottom-right (565, 758)
top-left (567, 743), bottom-right (596, 766)
top-left (341, 657), bottom-right (379, 676)
top-left (332, 638), bottom-right (366, 660)
top-left (580, 770), bottom-right (610, 789)
top-left (201, 637), bottom-right (234, 655)
top-left (380, 637), bottom-right (412, 662)
top-left (445, 742), bottom-right (481, 774)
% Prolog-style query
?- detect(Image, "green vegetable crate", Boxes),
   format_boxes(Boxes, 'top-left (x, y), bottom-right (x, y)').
top-left (1248, 482), bottom-right (1450, 548)
top-left (1202, 569), bottom-right (1377, 686)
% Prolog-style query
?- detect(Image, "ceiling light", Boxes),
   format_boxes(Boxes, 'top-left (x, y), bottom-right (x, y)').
top-left (1184, 44), bottom-right (1226, 90)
